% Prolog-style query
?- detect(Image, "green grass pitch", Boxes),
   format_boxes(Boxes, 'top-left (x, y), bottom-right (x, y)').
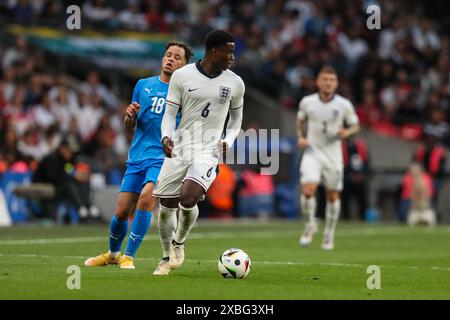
top-left (0, 221), bottom-right (449, 300)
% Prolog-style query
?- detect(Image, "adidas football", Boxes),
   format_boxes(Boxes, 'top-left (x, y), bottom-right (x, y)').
top-left (218, 248), bottom-right (251, 279)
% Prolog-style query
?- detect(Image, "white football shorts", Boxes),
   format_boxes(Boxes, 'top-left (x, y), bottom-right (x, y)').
top-left (299, 152), bottom-right (343, 191)
top-left (153, 156), bottom-right (218, 198)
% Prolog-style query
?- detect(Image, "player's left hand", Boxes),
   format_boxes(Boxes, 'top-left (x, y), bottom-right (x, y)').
top-left (338, 128), bottom-right (348, 139)
top-left (162, 136), bottom-right (175, 158)
top-left (218, 139), bottom-right (230, 154)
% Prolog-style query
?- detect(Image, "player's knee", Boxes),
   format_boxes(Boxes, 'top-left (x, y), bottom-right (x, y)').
top-left (137, 196), bottom-right (156, 212)
top-left (179, 195), bottom-right (197, 209)
top-left (327, 192), bottom-right (340, 202)
top-left (303, 187), bottom-right (316, 198)
top-left (160, 197), bottom-right (179, 209)
top-left (115, 209), bottom-right (129, 221)
top-left (303, 192), bottom-right (314, 198)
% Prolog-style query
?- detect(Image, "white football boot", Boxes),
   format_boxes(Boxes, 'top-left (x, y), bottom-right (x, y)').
top-left (321, 232), bottom-right (335, 250)
top-left (299, 224), bottom-right (318, 247)
top-left (153, 258), bottom-right (171, 275)
top-left (169, 241), bottom-right (185, 270)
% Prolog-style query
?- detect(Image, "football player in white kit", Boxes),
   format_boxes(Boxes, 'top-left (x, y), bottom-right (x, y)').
top-left (297, 66), bottom-right (360, 250)
top-left (152, 29), bottom-right (245, 274)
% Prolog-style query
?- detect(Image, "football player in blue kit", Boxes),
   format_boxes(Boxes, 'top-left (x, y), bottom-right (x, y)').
top-left (85, 41), bottom-right (193, 269)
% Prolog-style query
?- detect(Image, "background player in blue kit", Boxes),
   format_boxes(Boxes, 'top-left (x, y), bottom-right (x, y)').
top-left (85, 41), bottom-right (193, 269)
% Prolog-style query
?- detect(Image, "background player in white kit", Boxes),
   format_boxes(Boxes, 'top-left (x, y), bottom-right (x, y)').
top-left (297, 66), bottom-right (360, 250)
top-left (152, 29), bottom-right (245, 274)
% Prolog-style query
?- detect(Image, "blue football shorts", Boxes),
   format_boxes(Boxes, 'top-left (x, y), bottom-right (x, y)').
top-left (119, 162), bottom-right (162, 194)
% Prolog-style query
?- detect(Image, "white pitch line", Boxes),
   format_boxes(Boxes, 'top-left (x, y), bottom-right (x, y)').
top-left (0, 231), bottom-right (298, 245)
top-left (1, 252), bottom-right (449, 272)
top-left (1, 226), bottom-right (450, 246)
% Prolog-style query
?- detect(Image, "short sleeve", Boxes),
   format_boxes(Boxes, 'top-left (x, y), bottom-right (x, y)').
top-left (230, 77), bottom-right (245, 110)
top-left (131, 79), bottom-right (141, 104)
top-left (344, 100), bottom-right (359, 125)
top-left (297, 98), bottom-right (307, 120)
top-left (166, 70), bottom-right (182, 110)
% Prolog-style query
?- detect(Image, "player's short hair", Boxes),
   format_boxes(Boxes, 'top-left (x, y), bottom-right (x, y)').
top-left (204, 29), bottom-right (234, 51)
top-left (165, 41), bottom-right (193, 62)
top-left (318, 65), bottom-right (338, 77)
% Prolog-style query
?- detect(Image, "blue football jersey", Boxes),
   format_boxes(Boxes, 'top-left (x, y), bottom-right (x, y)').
top-left (127, 76), bottom-right (180, 165)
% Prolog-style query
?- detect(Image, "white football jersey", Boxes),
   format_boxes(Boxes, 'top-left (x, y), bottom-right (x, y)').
top-left (297, 93), bottom-right (359, 166)
top-left (166, 62), bottom-right (245, 160)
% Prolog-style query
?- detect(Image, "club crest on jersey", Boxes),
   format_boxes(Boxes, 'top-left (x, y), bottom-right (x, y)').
top-left (332, 109), bottom-right (339, 119)
top-left (219, 86), bottom-right (231, 104)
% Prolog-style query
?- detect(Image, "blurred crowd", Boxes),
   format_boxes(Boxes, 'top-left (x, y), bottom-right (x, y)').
top-left (0, 36), bottom-right (130, 178)
top-left (1, 0), bottom-right (449, 145)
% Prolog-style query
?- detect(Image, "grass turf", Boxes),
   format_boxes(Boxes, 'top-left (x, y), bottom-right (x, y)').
top-left (0, 221), bottom-right (449, 300)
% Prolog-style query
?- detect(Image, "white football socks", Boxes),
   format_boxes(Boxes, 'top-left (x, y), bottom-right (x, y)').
top-left (301, 195), bottom-right (317, 229)
top-left (173, 204), bottom-right (199, 244)
top-left (158, 204), bottom-right (178, 258)
top-left (324, 199), bottom-right (341, 237)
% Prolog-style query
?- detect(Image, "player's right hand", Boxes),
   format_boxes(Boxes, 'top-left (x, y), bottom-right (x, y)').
top-left (162, 136), bottom-right (174, 158)
top-left (127, 102), bottom-right (140, 118)
top-left (297, 137), bottom-right (309, 149)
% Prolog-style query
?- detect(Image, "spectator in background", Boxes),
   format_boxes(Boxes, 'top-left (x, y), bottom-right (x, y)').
top-left (337, 22), bottom-right (369, 69)
top-left (81, 114), bottom-right (119, 174)
top-left (12, 0), bottom-right (34, 25)
top-left (38, 0), bottom-right (63, 27)
top-left (3, 86), bottom-right (33, 135)
top-left (378, 14), bottom-right (407, 60)
top-left (356, 92), bottom-right (383, 128)
top-left (33, 92), bottom-right (57, 130)
top-left (414, 125), bottom-right (447, 216)
top-left (32, 137), bottom-right (100, 221)
top-left (79, 71), bottom-right (119, 110)
top-left (399, 163), bottom-right (436, 225)
top-left (17, 127), bottom-right (47, 162)
top-left (145, 0), bottom-right (169, 33)
top-left (411, 18), bottom-right (441, 53)
top-left (51, 85), bottom-right (79, 133)
top-left (82, 0), bottom-right (115, 27)
top-left (189, 6), bottom-right (215, 46)
top-left (0, 81), bottom-right (7, 111)
top-left (341, 136), bottom-right (369, 220)
top-left (0, 121), bottom-right (23, 168)
top-left (48, 74), bottom-right (79, 111)
top-left (423, 108), bottom-right (449, 144)
top-left (77, 93), bottom-right (104, 142)
top-left (237, 167), bottom-right (275, 219)
top-left (2, 37), bottom-right (28, 70)
top-left (24, 73), bottom-right (45, 107)
top-left (118, 0), bottom-right (148, 30)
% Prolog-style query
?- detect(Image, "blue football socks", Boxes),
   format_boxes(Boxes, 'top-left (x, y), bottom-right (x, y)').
top-left (124, 209), bottom-right (152, 257)
top-left (109, 215), bottom-right (129, 253)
